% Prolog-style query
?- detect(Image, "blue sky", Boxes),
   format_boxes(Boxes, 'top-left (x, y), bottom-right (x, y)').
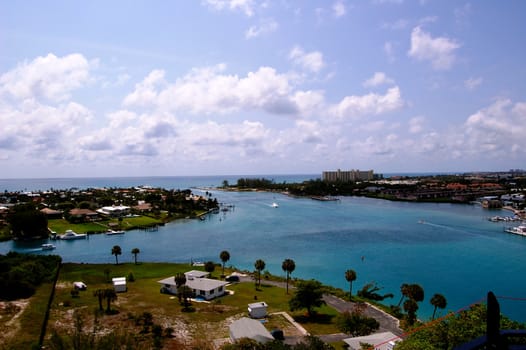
top-left (1, 1), bottom-right (525, 178)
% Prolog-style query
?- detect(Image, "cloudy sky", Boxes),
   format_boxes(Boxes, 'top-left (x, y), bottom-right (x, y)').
top-left (1, 1), bottom-right (525, 178)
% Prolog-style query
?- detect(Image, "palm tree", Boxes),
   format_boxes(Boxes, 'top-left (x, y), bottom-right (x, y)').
top-left (204, 261), bottom-right (215, 277)
top-left (407, 284), bottom-right (425, 303)
top-left (282, 258), bottom-right (296, 294)
top-left (104, 288), bottom-right (117, 313)
top-left (111, 245), bottom-right (122, 265)
top-left (403, 298), bottom-right (419, 326)
top-left (220, 250), bottom-right (230, 277)
top-left (430, 293), bottom-right (447, 320)
top-left (93, 289), bottom-right (105, 311)
top-left (174, 273), bottom-right (186, 288)
top-left (344, 269), bottom-right (357, 300)
top-left (254, 259), bottom-right (266, 287)
top-left (398, 283), bottom-right (410, 306)
top-left (131, 248), bottom-right (140, 265)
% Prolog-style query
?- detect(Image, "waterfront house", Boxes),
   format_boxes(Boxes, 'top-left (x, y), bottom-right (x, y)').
top-left (229, 317), bottom-right (274, 344)
top-left (158, 271), bottom-right (228, 300)
top-left (96, 205), bottom-right (130, 217)
top-left (68, 208), bottom-right (99, 222)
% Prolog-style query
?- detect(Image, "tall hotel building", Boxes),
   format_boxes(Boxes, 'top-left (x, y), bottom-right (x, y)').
top-left (322, 169), bottom-right (374, 182)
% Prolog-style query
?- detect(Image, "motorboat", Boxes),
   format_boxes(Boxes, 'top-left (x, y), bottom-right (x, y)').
top-left (105, 229), bottom-right (125, 235)
top-left (41, 243), bottom-right (56, 250)
top-left (504, 225), bottom-right (526, 237)
top-left (59, 230), bottom-right (87, 240)
top-left (271, 202), bottom-right (279, 208)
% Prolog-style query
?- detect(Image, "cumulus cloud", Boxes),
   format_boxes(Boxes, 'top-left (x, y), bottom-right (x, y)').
top-left (331, 86), bottom-right (404, 118)
top-left (289, 46), bottom-right (325, 73)
top-left (245, 18), bottom-right (278, 39)
top-left (0, 53), bottom-right (93, 102)
top-left (204, 0), bottom-right (256, 17)
top-left (363, 72), bottom-right (395, 88)
top-left (408, 116), bottom-right (425, 133)
top-left (462, 99), bottom-right (526, 157)
top-left (408, 26), bottom-right (461, 70)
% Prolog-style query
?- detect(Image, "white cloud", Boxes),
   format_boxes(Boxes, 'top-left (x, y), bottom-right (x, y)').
top-left (289, 46), bottom-right (325, 73)
top-left (245, 18), bottom-right (278, 39)
top-left (408, 116), bottom-right (425, 133)
top-left (464, 77), bottom-right (483, 90)
top-left (363, 72), bottom-right (395, 88)
top-left (408, 26), bottom-right (461, 70)
top-left (204, 0), bottom-right (256, 17)
top-left (122, 69), bottom-right (166, 107)
top-left (332, 1), bottom-right (346, 17)
top-left (0, 53), bottom-right (93, 102)
top-left (331, 86), bottom-right (404, 118)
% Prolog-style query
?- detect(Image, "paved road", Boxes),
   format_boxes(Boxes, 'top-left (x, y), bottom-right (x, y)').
top-left (318, 295), bottom-right (403, 343)
top-left (232, 274), bottom-right (403, 343)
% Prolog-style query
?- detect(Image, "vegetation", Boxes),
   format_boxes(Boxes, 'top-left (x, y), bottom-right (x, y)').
top-left (220, 250), bottom-right (230, 276)
top-left (396, 303), bottom-right (526, 350)
top-left (335, 306), bottom-right (379, 336)
top-left (111, 245), bottom-right (122, 265)
top-left (282, 258), bottom-right (296, 294)
top-left (204, 261), bottom-right (216, 276)
top-left (131, 247), bottom-right (140, 265)
top-left (221, 335), bottom-right (335, 349)
top-left (0, 252), bottom-right (61, 300)
top-left (344, 269), bottom-right (357, 300)
top-left (255, 259), bottom-right (266, 288)
top-left (430, 293), bottom-right (447, 320)
top-left (7, 203), bottom-right (48, 240)
top-left (289, 280), bottom-right (325, 318)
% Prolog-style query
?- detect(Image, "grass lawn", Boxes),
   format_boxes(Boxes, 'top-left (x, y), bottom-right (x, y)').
top-left (48, 219), bottom-right (109, 234)
top-left (1, 262), bottom-right (345, 348)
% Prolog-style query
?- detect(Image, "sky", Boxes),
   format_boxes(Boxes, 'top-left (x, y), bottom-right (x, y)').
top-left (1, 1), bottom-right (526, 178)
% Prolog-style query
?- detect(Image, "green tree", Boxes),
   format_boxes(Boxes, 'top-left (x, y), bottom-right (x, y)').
top-left (220, 250), bottom-right (230, 277)
top-left (282, 258), bottom-right (296, 294)
top-left (289, 280), bottom-right (325, 318)
top-left (403, 298), bottom-right (419, 326)
top-left (93, 289), bottom-right (105, 311)
top-left (104, 288), bottom-right (117, 313)
top-left (254, 259), bottom-right (266, 287)
top-left (397, 283), bottom-right (410, 306)
top-left (430, 293), bottom-right (447, 320)
top-left (174, 273), bottom-right (186, 288)
top-left (111, 245), bottom-right (122, 265)
top-left (131, 248), bottom-right (140, 265)
top-left (204, 261), bottom-right (216, 277)
top-left (177, 285), bottom-right (193, 310)
top-left (407, 284), bottom-right (425, 302)
top-left (335, 310), bottom-right (379, 336)
top-left (344, 269), bottom-right (357, 300)
top-left (7, 203), bottom-right (48, 239)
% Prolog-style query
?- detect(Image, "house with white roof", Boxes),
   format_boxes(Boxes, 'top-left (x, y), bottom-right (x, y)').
top-left (229, 317), bottom-right (274, 344)
top-left (96, 205), bottom-right (130, 217)
top-left (343, 331), bottom-right (401, 350)
top-left (157, 271), bottom-right (228, 300)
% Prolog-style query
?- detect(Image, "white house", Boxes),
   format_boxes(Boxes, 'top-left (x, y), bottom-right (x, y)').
top-left (112, 277), bottom-right (127, 293)
top-left (184, 270), bottom-right (210, 279)
top-left (96, 205), bottom-right (130, 217)
top-left (157, 272), bottom-right (228, 300)
top-left (248, 302), bottom-right (268, 318)
top-left (229, 317), bottom-right (274, 344)
top-left (343, 331), bottom-right (400, 350)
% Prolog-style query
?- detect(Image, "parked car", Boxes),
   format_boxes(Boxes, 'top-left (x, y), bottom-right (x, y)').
top-left (225, 275), bottom-right (240, 282)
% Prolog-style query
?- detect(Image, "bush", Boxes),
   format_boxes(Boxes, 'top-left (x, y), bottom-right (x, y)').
top-left (336, 310), bottom-right (379, 337)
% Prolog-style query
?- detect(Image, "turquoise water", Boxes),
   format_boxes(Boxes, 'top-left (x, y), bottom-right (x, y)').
top-left (1, 176), bottom-right (525, 322)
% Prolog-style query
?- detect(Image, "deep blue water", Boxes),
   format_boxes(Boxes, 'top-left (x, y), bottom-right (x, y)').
top-left (1, 176), bottom-right (525, 322)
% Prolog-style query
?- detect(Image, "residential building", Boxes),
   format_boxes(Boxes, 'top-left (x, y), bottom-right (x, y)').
top-left (322, 169), bottom-right (374, 182)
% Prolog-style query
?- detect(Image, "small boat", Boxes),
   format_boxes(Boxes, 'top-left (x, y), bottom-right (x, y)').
top-left (59, 230), bottom-right (87, 240)
top-left (504, 225), bottom-right (526, 237)
top-left (105, 229), bottom-right (125, 235)
top-left (271, 202), bottom-right (279, 208)
top-left (41, 243), bottom-right (56, 250)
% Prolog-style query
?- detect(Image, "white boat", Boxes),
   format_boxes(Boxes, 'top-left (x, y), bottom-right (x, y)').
top-left (271, 202), bottom-right (279, 208)
top-left (59, 230), bottom-right (87, 240)
top-left (504, 225), bottom-right (526, 237)
top-left (41, 243), bottom-right (56, 250)
top-left (106, 229), bottom-right (125, 235)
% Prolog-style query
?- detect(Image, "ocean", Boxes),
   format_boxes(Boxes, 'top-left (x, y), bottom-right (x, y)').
top-left (1, 175), bottom-right (525, 322)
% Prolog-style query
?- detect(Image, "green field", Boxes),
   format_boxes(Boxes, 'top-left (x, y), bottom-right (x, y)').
top-left (48, 215), bottom-right (163, 234)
